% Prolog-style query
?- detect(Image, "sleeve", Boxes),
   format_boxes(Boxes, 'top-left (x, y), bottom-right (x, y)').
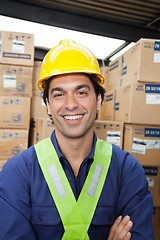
top-left (0, 153), bottom-right (37, 240)
top-left (114, 149), bottom-right (154, 239)
top-left (0, 197), bottom-right (36, 240)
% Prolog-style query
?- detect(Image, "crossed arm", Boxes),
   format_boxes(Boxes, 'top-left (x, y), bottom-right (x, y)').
top-left (0, 194), bottom-right (132, 240)
top-left (108, 215), bottom-right (133, 240)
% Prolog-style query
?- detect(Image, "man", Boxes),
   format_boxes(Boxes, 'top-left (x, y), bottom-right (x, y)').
top-left (0, 39), bottom-right (153, 239)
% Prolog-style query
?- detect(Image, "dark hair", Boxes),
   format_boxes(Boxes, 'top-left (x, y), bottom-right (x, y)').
top-left (84, 73), bottom-right (106, 103)
top-left (43, 77), bottom-right (52, 106)
top-left (43, 73), bottom-right (106, 105)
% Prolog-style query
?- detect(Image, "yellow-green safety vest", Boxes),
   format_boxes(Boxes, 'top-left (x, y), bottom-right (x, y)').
top-left (34, 137), bottom-right (112, 240)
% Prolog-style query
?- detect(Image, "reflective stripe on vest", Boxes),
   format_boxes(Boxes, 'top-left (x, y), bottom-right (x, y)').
top-left (34, 137), bottom-right (112, 240)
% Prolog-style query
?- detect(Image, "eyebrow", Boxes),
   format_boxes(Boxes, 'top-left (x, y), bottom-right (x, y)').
top-left (50, 84), bottom-right (91, 95)
top-left (76, 84), bottom-right (91, 91)
top-left (50, 87), bottom-right (63, 95)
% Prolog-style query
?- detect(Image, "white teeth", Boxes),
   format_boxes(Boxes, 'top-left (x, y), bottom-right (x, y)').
top-left (64, 115), bottom-right (83, 120)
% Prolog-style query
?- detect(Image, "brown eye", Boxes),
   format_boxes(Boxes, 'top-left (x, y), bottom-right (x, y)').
top-left (53, 93), bottom-right (63, 98)
top-left (77, 91), bottom-right (87, 96)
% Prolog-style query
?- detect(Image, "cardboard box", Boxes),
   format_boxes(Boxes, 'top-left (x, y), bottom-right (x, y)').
top-left (107, 55), bottom-right (123, 90)
top-left (0, 96), bottom-right (30, 129)
top-left (29, 117), bottom-right (54, 146)
top-left (93, 120), bottom-right (124, 149)
top-left (143, 167), bottom-right (160, 207)
top-left (123, 124), bottom-right (160, 166)
top-left (0, 160), bottom-right (7, 171)
top-left (107, 38), bottom-right (160, 90)
top-left (31, 91), bottom-right (48, 118)
top-left (98, 89), bottom-right (115, 121)
top-left (0, 64), bottom-right (33, 97)
top-left (0, 31), bottom-right (34, 66)
top-left (0, 129), bottom-right (29, 160)
top-left (32, 61), bottom-right (42, 91)
top-left (115, 82), bottom-right (160, 125)
top-left (153, 207), bottom-right (160, 240)
top-left (100, 66), bottom-right (109, 86)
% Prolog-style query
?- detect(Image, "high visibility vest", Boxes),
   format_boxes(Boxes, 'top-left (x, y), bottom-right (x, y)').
top-left (34, 137), bottom-right (112, 240)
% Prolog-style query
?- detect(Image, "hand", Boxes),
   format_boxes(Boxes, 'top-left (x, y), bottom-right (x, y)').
top-left (108, 215), bottom-right (133, 240)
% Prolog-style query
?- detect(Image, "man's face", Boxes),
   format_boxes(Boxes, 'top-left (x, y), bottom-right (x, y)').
top-left (46, 73), bottom-right (101, 140)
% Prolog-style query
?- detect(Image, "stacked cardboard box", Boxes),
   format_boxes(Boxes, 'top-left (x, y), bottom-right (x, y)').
top-left (29, 117), bottom-right (54, 146)
top-left (31, 90), bottom-right (48, 118)
top-left (98, 89), bottom-right (115, 121)
top-left (99, 38), bottom-right (160, 122)
top-left (31, 61), bottom-right (49, 119)
top-left (94, 120), bottom-right (124, 149)
top-left (124, 124), bottom-right (160, 167)
top-left (0, 31), bottom-right (34, 171)
top-left (98, 38), bottom-right (160, 239)
top-left (31, 61), bottom-right (48, 119)
top-left (107, 39), bottom-right (160, 90)
top-left (0, 129), bottom-right (29, 160)
top-left (0, 31), bottom-right (34, 66)
top-left (99, 66), bottom-right (111, 121)
top-left (114, 83), bottom-right (160, 125)
top-left (29, 61), bottom-right (54, 146)
top-left (0, 64), bottom-right (33, 97)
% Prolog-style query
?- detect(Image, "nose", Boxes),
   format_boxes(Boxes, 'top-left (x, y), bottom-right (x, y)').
top-left (64, 94), bottom-right (79, 110)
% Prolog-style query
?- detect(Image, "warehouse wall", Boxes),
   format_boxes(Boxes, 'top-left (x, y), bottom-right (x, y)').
top-left (98, 38), bottom-right (160, 240)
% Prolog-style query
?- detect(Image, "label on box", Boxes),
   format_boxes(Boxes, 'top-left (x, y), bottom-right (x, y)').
top-left (109, 60), bottom-right (119, 71)
top-left (154, 41), bottom-right (160, 51)
top-left (3, 75), bottom-right (16, 88)
top-left (16, 83), bottom-right (25, 92)
top-left (145, 139), bottom-right (160, 149)
top-left (12, 40), bottom-right (25, 53)
top-left (143, 166), bottom-right (157, 176)
top-left (145, 84), bottom-right (160, 93)
top-left (145, 128), bottom-right (160, 137)
top-left (12, 113), bottom-right (22, 122)
top-left (47, 120), bottom-right (54, 127)
top-left (121, 66), bottom-right (127, 76)
top-left (131, 138), bottom-right (146, 154)
top-left (146, 94), bottom-right (160, 104)
top-left (114, 102), bottom-right (119, 111)
top-left (102, 124), bottom-right (107, 130)
top-left (0, 131), bottom-right (26, 139)
top-left (146, 177), bottom-right (154, 187)
top-left (105, 94), bottom-right (113, 102)
top-left (2, 98), bottom-right (26, 105)
top-left (11, 146), bottom-right (22, 156)
top-left (106, 131), bottom-right (121, 146)
top-left (3, 52), bottom-right (31, 60)
top-left (154, 52), bottom-right (160, 63)
top-left (94, 123), bottom-right (101, 130)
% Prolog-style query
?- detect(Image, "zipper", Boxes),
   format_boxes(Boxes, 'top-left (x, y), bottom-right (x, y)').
top-left (75, 176), bottom-right (79, 200)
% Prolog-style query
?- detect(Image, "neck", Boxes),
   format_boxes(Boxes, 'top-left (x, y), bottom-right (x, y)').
top-left (55, 129), bottom-right (94, 177)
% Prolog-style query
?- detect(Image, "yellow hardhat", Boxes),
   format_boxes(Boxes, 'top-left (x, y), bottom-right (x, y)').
top-left (38, 39), bottom-right (104, 91)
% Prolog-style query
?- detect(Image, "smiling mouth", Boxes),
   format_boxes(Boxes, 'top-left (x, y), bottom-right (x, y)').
top-left (63, 114), bottom-right (84, 120)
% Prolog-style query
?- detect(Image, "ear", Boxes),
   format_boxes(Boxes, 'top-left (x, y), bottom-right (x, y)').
top-left (97, 94), bottom-right (102, 111)
top-left (46, 98), bottom-right (52, 115)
